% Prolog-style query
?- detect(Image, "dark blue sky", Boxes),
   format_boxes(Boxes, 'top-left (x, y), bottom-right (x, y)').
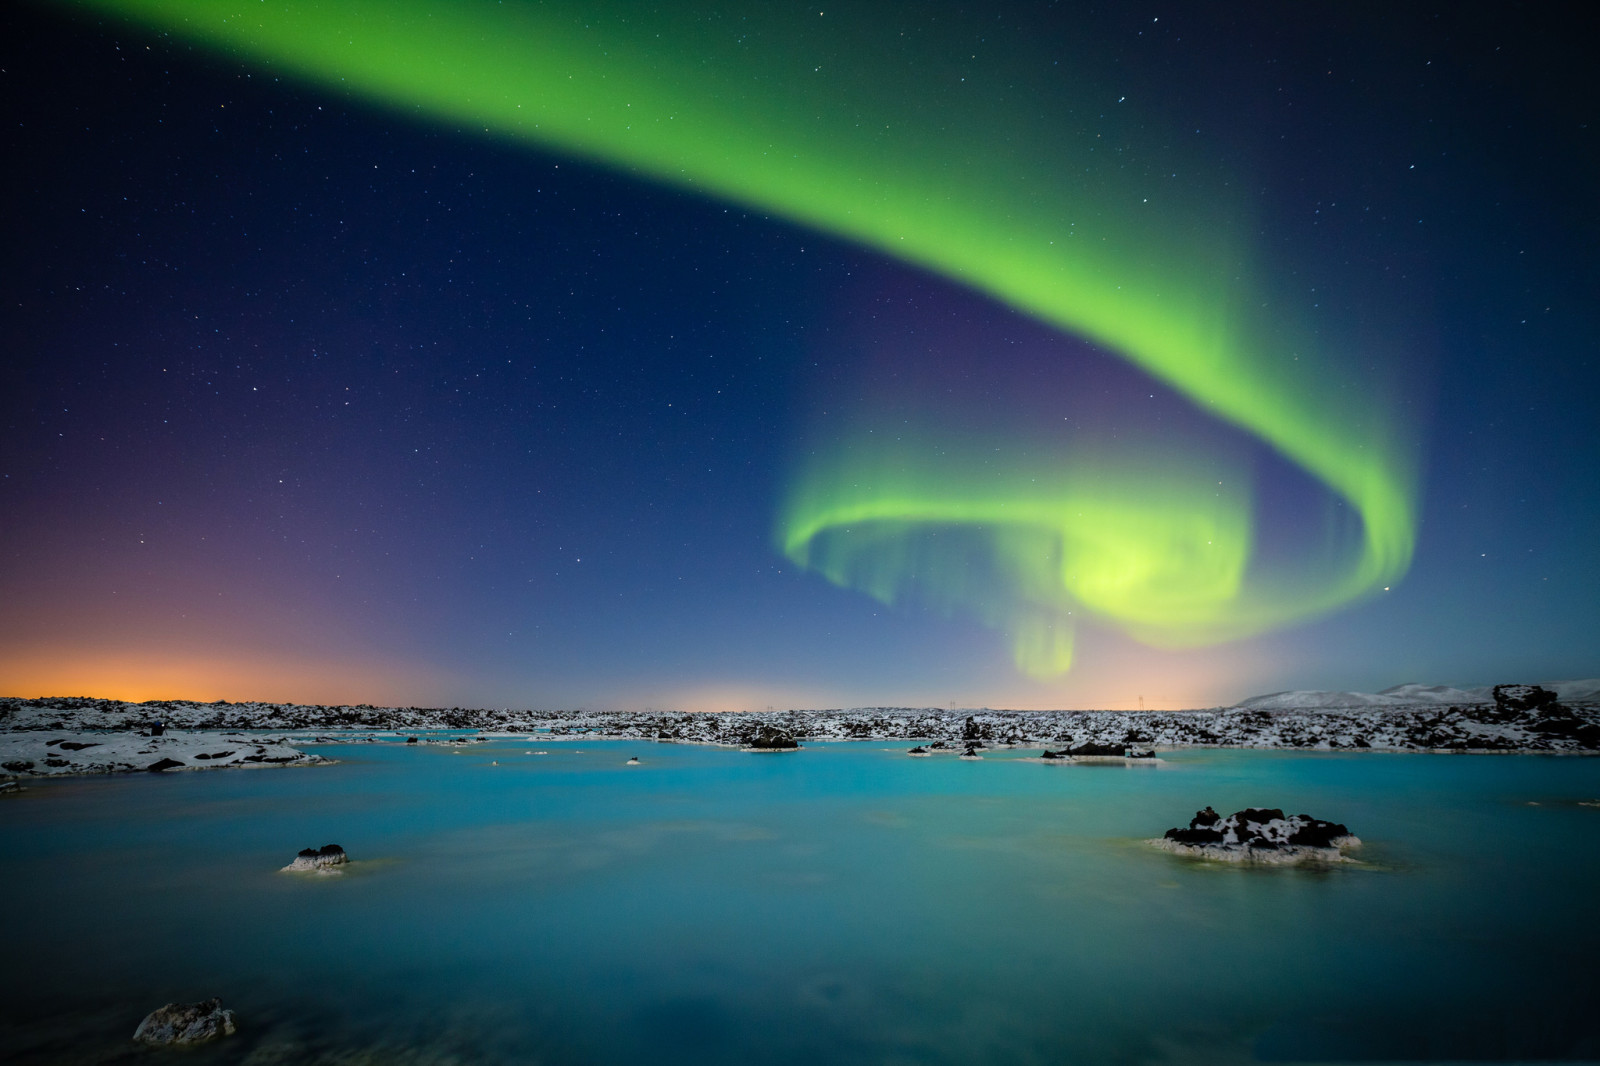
top-left (2, 2), bottom-right (1595, 708)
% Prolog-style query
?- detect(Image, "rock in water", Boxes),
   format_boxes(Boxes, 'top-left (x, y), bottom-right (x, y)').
top-left (1153, 807), bottom-right (1360, 864)
top-left (132, 998), bottom-right (236, 1045)
top-left (281, 843), bottom-right (348, 872)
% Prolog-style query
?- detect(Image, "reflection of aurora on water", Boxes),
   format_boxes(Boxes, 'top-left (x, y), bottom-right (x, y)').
top-left (65, 0), bottom-right (1418, 676)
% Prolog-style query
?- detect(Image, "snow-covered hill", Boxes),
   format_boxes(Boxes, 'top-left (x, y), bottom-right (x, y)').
top-left (1235, 679), bottom-right (1600, 711)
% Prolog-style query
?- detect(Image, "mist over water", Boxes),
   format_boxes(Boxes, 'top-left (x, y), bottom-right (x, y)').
top-left (4, 743), bottom-right (1597, 1064)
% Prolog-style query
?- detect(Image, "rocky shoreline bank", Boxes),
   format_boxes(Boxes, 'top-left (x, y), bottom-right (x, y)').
top-left (0, 729), bottom-right (326, 778)
top-left (1, 685), bottom-right (1594, 780)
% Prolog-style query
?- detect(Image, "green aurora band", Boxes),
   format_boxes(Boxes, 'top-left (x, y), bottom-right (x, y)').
top-left (61, 0), bottom-right (1419, 677)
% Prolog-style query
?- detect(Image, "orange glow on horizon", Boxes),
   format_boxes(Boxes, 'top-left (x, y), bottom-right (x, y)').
top-left (1, 628), bottom-right (1276, 713)
top-left (0, 644), bottom-right (450, 707)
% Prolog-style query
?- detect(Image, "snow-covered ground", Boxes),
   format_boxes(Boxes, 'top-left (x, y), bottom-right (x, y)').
top-left (1235, 678), bottom-right (1600, 711)
top-left (0, 729), bottom-right (326, 777)
top-left (1, 677), bottom-right (1597, 780)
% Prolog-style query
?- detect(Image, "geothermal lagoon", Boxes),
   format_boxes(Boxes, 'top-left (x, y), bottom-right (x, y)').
top-left (3, 740), bottom-right (1598, 1064)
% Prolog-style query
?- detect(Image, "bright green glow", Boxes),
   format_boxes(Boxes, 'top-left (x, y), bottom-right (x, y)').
top-left (783, 443), bottom-right (1259, 676)
top-left (64, 0), bottom-right (1418, 674)
top-left (782, 436), bottom-right (1383, 678)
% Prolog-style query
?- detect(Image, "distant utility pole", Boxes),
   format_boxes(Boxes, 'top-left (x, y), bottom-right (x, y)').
top-left (1138, 695), bottom-right (1145, 710)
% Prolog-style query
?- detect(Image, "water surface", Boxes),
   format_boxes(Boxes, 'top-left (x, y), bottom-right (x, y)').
top-left (3, 742), bottom-right (1597, 1063)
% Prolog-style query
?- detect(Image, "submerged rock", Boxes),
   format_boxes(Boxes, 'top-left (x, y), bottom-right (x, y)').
top-left (1154, 807), bottom-right (1360, 864)
top-left (282, 843), bottom-right (348, 873)
top-left (132, 998), bottom-right (235, 1045)
top-left (907, 746), bottom-right (929, 756)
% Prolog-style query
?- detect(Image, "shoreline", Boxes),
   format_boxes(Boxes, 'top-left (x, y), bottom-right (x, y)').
top-left (3, 692), bottom-right (1597, 779)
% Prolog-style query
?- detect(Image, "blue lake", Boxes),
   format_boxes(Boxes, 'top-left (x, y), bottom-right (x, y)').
top-left (3, 742), bottom-right (1598, 1064)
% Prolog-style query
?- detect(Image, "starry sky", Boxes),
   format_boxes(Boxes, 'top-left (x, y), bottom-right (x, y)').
top-left (3, 1), bottom-right (1595, 710)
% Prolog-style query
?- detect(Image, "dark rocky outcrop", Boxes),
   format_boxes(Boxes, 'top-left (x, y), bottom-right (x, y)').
top-left (146, 758), bottom-right (185, 772)
top-left (1069, 742), bottom-right (1125, 757)
top-left (744, 725), bottom-right (799, 750)
top-left (1484, 685), bottom-right (1600, 747)
top-left (283, 843), bottom-right (348, 872)
top-left (132, 998), bottom-right (235, 1045)
top-left (1492, 684), bottom-right (1560, 715)
top-left (1157, 806), bottom-right (1358, 862)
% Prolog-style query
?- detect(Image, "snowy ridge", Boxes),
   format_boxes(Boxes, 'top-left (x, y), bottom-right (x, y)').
top-left (1235, 679), bottom-right (1600, 711)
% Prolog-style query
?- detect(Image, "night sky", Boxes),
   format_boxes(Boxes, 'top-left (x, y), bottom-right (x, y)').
top-left (3, 1), bottom-right (1595, 710)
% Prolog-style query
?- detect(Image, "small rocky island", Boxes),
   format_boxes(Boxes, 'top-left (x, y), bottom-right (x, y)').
top-left (132, 998), bottom-right (236, 1046)
top-left (282, 843), bottom-right (349, 873)
top-left (1152, 806), bottom-right (1361, 864)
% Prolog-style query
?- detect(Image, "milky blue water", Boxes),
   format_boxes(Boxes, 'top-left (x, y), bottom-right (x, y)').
top-left (3, 742), bottom-right (1598, 1064)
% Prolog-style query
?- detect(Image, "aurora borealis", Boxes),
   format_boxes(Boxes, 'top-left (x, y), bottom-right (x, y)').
top-left (3, 2), bottom-right (1596, 706)
top-left (55, 0), bottom-right (1415, 677)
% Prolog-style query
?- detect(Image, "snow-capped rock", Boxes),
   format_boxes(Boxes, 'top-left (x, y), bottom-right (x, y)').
top-left (282, 844), bottom-right (348, 873)
top-left (1152, 806), bottom-right (1360, 864)
top-left (741, 724), bottom-right (799, 750)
